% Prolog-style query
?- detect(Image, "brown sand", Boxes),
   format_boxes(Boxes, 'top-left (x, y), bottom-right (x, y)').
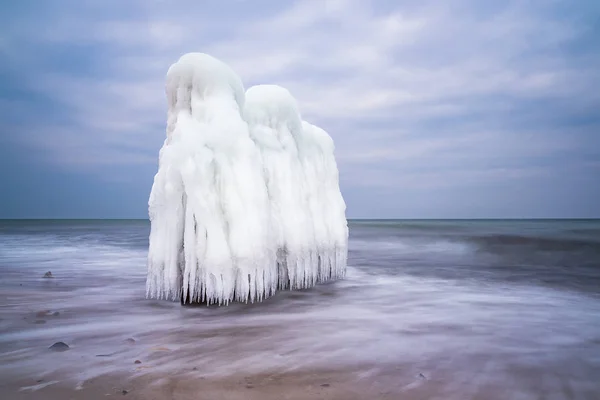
top-left (4, 367), bottom-right (445, 400)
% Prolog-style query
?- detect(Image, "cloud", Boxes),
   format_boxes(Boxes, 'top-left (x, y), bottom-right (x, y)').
top-left (1, 0), bottom-right (599, 217)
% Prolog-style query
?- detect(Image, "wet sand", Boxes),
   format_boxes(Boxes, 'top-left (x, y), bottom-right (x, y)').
top-left (2, 279), bottom-right (599, 400)
top-left (5, 359), bottom-right (600, 400)
top-left (3, 368), bottom-right (433, 400)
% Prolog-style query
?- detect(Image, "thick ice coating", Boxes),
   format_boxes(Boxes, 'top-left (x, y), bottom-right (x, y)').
top-left (147, 53), bottom-right (347, 305)
top-left (244, 85), bottom-right (347, 288)
top-left (299, 120), bottom-right (348, 280)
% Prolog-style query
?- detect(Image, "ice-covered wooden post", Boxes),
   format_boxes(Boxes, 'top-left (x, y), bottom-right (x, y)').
top-left (146, 53), bottom-right (348, 305)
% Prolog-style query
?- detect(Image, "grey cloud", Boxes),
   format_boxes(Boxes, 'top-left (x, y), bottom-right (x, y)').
top-left (2, 0), bottom-right (599, 217)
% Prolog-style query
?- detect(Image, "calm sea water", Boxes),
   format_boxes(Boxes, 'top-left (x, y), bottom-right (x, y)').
top-left (1, 219), bottom-right (599, 398)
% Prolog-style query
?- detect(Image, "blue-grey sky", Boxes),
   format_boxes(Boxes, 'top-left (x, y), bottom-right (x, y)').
top-left (1, 0), bottom-right (599, 219)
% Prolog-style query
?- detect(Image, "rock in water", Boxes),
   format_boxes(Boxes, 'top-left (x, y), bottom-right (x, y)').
top-left (43, 271), bottom-right (53, 278)
top-left (48, 342), bottom-right (70, 352)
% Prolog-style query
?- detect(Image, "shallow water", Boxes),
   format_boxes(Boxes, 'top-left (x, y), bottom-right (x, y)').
top-left (1, 219), bottom-right (599, 398)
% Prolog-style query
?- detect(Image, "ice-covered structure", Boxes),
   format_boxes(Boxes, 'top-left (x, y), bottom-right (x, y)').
top-left (146, 53), bottom-right (347, 305)
top-left (244, 85), bottom-right (347, 289)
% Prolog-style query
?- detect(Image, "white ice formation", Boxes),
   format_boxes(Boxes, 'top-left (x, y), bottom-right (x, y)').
top-left (147, 53), bottom-right (348, 305)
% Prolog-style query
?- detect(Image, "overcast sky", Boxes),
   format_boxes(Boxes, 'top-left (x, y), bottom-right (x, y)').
top-left (1, 0), bottom-right (599, 219)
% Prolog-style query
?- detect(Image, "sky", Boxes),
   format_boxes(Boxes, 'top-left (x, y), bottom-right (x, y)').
top-left (1, 0), bottom-right (599, 219)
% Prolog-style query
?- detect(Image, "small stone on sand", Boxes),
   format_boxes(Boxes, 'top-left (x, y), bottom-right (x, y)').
top-left (49, 342), bottom-right (69, 352)
top-left (134, 360), bottom-right (141, 364)
top-left (122, 389), bottom-right (129, 395)
top-left (124, 338), bottom-right (136, 345)
top-left (43, 271), bottom-right (53, 278)
top-left (36, 310), bottom-right (50, 317)
top-left (321, 383), bottom-right (331, 387)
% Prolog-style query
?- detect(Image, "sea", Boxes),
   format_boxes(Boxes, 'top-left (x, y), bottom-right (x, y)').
top-left (0, 219), bottom-right (599, 398)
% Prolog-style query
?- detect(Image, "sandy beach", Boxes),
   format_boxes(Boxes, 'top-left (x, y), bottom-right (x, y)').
top-left (3, 367), bottom-right (442, 400)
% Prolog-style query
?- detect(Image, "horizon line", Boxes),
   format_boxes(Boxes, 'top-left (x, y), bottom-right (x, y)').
top-left (1, 218), bottom-right (599, 221)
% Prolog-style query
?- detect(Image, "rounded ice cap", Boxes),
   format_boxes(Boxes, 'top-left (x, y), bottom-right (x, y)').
top-left (166, 53), bottom-right (245, 111)
top-left (302, 120), bottom-right (335, 153)
top-left (244, 85), bottom-right (303, 133)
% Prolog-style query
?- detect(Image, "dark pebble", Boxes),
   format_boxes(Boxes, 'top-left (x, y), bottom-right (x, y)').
top-left (122, 389), bottom-right (129, 395)
top-left (321, 383), bottom-right (330, 387)
top-left (134, 360), bottom-right (141, 364)
top-left (124, 338), bottom-right (136, 345)
top-left (246, 385), bottom-right (254, 389)
top-left (49, 342), bottom-right (70, 352)
top-left (418, 373), bottom-right (427, 380)
top-left (192, 367), bottom-right (198, 371)
top-left (43, 271), bottom-right (53, 278)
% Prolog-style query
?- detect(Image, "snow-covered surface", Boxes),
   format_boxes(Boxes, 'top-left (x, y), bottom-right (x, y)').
top-left (147, 53), bottom-right (347, 305)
